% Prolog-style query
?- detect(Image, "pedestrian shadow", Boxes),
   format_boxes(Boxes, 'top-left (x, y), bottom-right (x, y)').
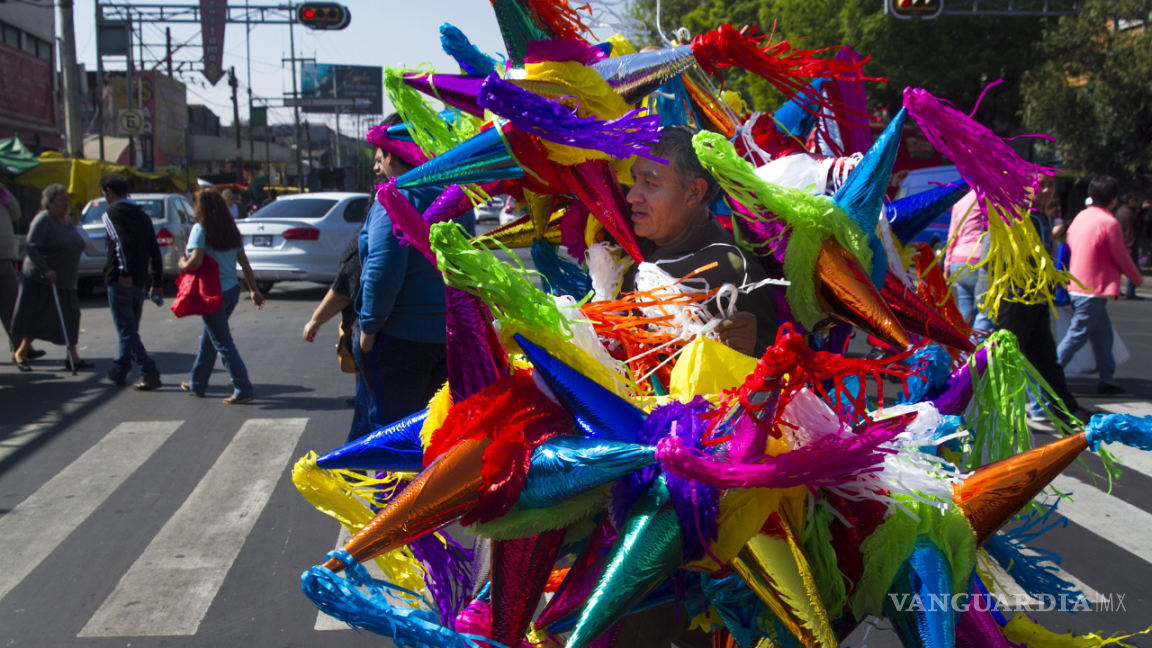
top-left (183, 382), bottom-right (353, 412)
top-left (1066, 376), bottom-right (1152, 402)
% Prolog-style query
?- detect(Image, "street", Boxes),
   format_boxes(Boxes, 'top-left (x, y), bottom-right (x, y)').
top-left (1, 271), bottom-right (1151, 647)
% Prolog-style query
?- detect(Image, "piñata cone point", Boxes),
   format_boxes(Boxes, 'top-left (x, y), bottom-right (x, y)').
top-left (954, 432), bottom-right (1089, 545)
top-left (813, 238), bottom-right (912, 350)
top-left (490, 528), bottom-right (567, 647)
top-left (882, 273), bottom-right (976, 353)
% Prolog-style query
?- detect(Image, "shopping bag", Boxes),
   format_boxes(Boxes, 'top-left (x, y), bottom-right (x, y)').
top-left (171, 254), bottom-right (223, 317)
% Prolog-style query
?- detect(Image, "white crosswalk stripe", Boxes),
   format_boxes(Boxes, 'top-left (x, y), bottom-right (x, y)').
top-left (78, 418), bottom-right (308, 638)
top-left (0, 421), bottom-right (183, 603)
top-left (314, 526), bottom-right (390, 633)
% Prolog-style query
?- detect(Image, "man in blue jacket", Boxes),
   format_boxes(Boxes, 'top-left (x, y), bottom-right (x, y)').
top-left (354, 114), bottom-right (474, 436)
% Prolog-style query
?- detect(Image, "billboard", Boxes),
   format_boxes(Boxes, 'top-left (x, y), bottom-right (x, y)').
top-left (106, 71), bottom-right (188, 169)
top-left (300, 63), bottom-right (383, 115)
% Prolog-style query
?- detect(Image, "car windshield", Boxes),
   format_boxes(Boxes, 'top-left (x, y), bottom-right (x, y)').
top-left (251, 199), bottom-right (338, 220)
top-left (80, 198), bottom-right (166, 224)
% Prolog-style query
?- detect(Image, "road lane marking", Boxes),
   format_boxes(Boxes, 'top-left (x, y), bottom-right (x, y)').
top-left (79, 418), bottom-right (308, 637)
top-left (1050, 473), bottom-right (1152, 565)
top-left (0, 421), bottom-right (183, 603)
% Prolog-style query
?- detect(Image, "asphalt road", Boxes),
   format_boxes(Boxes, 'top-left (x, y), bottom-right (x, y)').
top-left (1, 254), bottom-right (1151, 647)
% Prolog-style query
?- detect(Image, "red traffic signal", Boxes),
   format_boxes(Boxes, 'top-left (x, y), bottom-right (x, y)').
top-left (296, 3), bottom-right (351, 30)
top-left (888, 0), bottom-right (944, 18)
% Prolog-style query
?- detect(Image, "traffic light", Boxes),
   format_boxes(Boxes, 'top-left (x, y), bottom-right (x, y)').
top-left (888, 0), bottom-right (944, 19)
top-left (297, 3), bottom-right (351, 30)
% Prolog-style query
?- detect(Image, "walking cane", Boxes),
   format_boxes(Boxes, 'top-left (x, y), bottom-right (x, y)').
top-left (51, 283), bottom-right (76, 376)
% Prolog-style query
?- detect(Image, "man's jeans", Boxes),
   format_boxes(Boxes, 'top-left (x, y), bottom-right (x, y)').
top-left (949, 262), bottom-right (993, 332)
top-left (107, 283), bottom-right (159, 379)
top-left (1126, 249), bottom-right (1140, 298)
top-left (190, 286), bottom-right (253, 398)
top-left (1057, 294), bottom-right (1115, 382)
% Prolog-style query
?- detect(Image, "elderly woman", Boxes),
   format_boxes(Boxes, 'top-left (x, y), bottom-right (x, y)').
top-left (11, 184), bottom-right (89, 371)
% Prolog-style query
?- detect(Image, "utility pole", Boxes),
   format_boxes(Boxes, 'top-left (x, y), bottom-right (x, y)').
top-left (95, 0), bottom-right (105, 161)
top-left (287, 1), bottom-right (303, 190)
top-left (245, 0), bottom-right (255, 173)
top-left (125, 15), bottom-right (135, 167)
top-left (58, 0), bottom-right (84, 158)
top-left (229, 66), bottom-right (243, 184)
top-left (332, 72), bottom-right (341, 168)
top-left (303, 119), bottom-right (312, 189)
top-left (165, 27), bottom-right (172, 76)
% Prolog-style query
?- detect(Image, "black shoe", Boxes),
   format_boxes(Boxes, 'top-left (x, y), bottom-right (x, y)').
top-left (13, 355), bottom-right (31, 372)
top-left (132, 376), bottom-right (163, 391)
top-left (26, 349), bottom-right (46, 360)
top-left (1125, 293), bottom-right (1143, 300)
top-left (106, 369), bottom-right (127, 386)
top-left (1097, 381), bottom-right (1126, 395)
top-left (65, 359), bottom-right (94, 370)
top-left (345, 397), bottom-right (356, 407)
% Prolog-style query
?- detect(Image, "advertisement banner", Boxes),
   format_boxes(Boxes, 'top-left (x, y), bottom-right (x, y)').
top-left (300, 63), bottom-right (383, 115)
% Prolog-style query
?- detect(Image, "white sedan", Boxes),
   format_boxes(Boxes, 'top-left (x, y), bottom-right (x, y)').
top-left (237, 192), bottom-right (370, 292)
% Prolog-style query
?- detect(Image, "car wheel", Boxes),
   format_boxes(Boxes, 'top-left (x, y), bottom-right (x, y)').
top-left (256, 281), bottom-right (275, 294)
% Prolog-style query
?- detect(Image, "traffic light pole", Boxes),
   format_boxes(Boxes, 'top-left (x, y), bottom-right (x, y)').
top-left (288, 2), bottom-right (303, 191)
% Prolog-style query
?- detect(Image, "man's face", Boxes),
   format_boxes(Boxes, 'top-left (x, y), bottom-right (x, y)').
top-left (627, 157), bottom-right (706, 246)
top-left (1035, 177), bottom-right (1055, 210)
top-left (373, 149), bottom-right (387, 182)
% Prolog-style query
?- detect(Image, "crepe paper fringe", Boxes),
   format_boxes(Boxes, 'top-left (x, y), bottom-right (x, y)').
top-left (524, 38), bottom-right (606, 66)
top-left (477, 74), bottom-right (663, 161)
top-left (980, 205), bottom-right (1077, 324)
top-left (378, 181), bottom-right (436, 264)
top-left (301, 549), bottom-right (507, 648)
top-left (532, 239), bottom-right (593, 299)
top-left (367, 124), bottom-right (431, 167)
top-left (982, 499), bottom-right (1083, 603)
top-left (291, 453), bottom-right (429, 600)
top-left (1002, 612), bottom-right (1152, 648)
top-left (956, 581), bottom-right (1014, 648)
top-left (691, 24), bottom-right (881, 123)
top-left (559, 201), bottom-right (591, 260)
top-left (903, 85), bottom-right (1056, 217)
top-left (465, 485), bottom-right (609, 541)
top-left (385, 67), bottom-right (471, 158)
top-left (523, 0), bottom-right (595, 42)
top-left (692, 131), bottom-right (873, 329)
top-left (801, 501), bottom-right (850, 619)
top-left (440, 24), bottom-right (497, 77)
top-left (900, 345), bottom-right (954, 405)
top-left (410, 532), bottom-right (476, 627)
top-left (1085, 413), bottom-right (1152, 453)
top-left (421, 382), bottom-right (454, 449)
top-left (657, 399), bottom-right (721, 563)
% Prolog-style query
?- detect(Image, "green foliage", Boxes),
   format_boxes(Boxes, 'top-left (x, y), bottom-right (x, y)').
top-left (1022, 0), bottom-right (1152, 189)
top-left (630, 0), bottom-right (1047, 130)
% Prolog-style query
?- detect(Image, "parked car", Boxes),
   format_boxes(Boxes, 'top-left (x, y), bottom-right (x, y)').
top-left (893, 165), bottom-right (963, 250)
top-left (475, 195), bottom-right (506, 223)
top-left (77, 193), bottom-right (196, 291)
top-left (236, 192), bottom-right (370, 292)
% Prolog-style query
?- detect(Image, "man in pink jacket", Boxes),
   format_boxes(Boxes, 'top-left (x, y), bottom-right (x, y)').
top-left (1058, 175), bottom-right (1144, 395)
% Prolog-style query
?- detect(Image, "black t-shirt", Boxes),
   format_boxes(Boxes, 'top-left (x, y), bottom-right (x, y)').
top-left (332, 237), bottom-right (362, 343)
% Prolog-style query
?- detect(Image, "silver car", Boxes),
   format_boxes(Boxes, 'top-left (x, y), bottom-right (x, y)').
top-left (77, 193), bottom-right (196, 289)
top-left (236, 192), bottom-right (370, 291)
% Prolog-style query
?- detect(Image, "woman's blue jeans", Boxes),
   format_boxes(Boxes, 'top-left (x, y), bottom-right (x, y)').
top-left (189, 285), bottom-right (253, 397)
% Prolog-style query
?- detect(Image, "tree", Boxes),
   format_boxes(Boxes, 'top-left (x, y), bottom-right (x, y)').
top-left (1022, 0), bottom-right (1152, 191)
top-left (629, 0), bottom-right (1049, 132)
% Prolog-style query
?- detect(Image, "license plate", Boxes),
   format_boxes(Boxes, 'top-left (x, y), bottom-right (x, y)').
top-left (253, 235), bottom-right (273, 247)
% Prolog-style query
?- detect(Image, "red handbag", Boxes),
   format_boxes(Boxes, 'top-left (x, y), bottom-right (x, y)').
top-left (171, 254), bottom-right (224, 317)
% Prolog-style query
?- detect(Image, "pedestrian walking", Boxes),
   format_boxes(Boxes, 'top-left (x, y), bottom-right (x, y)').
top-left (354, 114), bottom-right (475, 432)
top-left (222, 189), bottom-right (240, 220)
top-left (100, 174), bottom-right (165, 391)
top-left (1057, 175), bottom-right (1142, 395)
top-left (178, 189), bottom-right (264, 404)
top-left (10, 184), bottom-right (89, 372)
top-left (0, 182), bottom-right (43, 361)
top-left (945, 190), bottom-right (994, 331)
top-left (1116, 193), bottom-right (1144, 299)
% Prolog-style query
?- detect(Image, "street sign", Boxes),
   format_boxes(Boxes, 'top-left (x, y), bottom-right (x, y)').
top-left (200, 0), bottom-right (227, 85)
top-left (117, 109), bottom-right (146, 136)
top-left (283, 97), bottom-right (357, 108)
top-left (250, 106), bottom-right (268, 127)
top-left (888, 0), bottom-right (945, 18)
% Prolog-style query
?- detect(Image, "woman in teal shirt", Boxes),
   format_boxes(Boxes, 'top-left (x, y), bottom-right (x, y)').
top-left (178, 189), bottom-right (264, 403)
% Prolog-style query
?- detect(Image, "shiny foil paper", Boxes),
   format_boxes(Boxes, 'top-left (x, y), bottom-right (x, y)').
top-left (315, 409), bottom-right (428, 472)
top-left (882, 273), bottom-right (976, 353)
top-left (954, 432), bottom-right (1088, 545)
top-left (324, 436), bottom-right (491, 572)
top-left (555, 161), bottom-right (645, 263)
top-left (566, 476), bottom-right (684, 648)
top-left (813, 238), bottom-right (912, 350)
top-left (882, 539), bottom-right (955, 648)
top-left (402, 72), bottom-right (486, 117)
top-left (537, 516), bottom-right (617, 631)
top-left (518, 436), bottom-right (657, 509)
top-left (394, 124), bottom-right (524, 190)
top-left (515, 333), bottom-right (647, 443)
top-left (479, 210), bottom-right (564, 249)
top-left (929, 347), bottom-right (987, 416)
top-left (730, 512), bottom-right (837, 648)
top-left (446, 286), bottom-right (506, 403)
top-left (591, 45), bottom-right (698, 104)
top-left (490, 527), bottom-right (567, 647)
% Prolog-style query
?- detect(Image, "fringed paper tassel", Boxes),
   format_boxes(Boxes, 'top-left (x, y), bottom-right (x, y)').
top-left (384, 67), bottom-right (464, 158)
top-left (301, 548), bottom-right (492, 647)
top-left (440, 24), bottom-right (497, 77)
top-left (982, 499), bottom-right (1083, 602)
top-left (532, 239), bottom-right (593, 299)
top-left (801, 501), bottom-right (850, 619)
top-left (1086, 413), bottom-right (1152, 452)
top-left (523, 0), bottom-right (595, 42)
top-left (691, 24), bottom-right (881, 124)
top-left (1002, 612), bottom-right (1152, 648)
top-left (477, 73), bottom-right (662, 161)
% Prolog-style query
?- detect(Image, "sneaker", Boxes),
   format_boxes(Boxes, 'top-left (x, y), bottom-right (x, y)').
top-left (106, 369), bottom-right (127, 386)
top-left (223, 393), bottom-right (255, 404)
top-left (132, 376), bottom-right (163, 391)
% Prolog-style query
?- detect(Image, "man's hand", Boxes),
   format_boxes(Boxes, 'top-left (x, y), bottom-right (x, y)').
top-left (118, 276), bottom-right (132, 287)
top-left (716, 312), bottom-right (757, 356)
top-left (43, 270), bottom-right (57, 285)
top-left (251, 289), bottom-right (265, 310)
top-left (150, 287), bottom-right (163, 301)
top-left (303, 318), bottom-right (321, 343)
top-left (359, 330), bottom-right (376, 352)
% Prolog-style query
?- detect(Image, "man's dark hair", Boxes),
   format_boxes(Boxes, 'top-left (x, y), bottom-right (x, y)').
top-left (1089, 175), bottom-right (1120, 208)
top-left (651, 125), bottom-right (721, 204)
top-left (382, 112), bottom-right (404, 127)
top-left (99, 174), bottom-right (130, 198)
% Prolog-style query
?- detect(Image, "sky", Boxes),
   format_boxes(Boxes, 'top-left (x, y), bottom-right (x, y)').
top-left (70, 0), bottom-right (639, 136)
